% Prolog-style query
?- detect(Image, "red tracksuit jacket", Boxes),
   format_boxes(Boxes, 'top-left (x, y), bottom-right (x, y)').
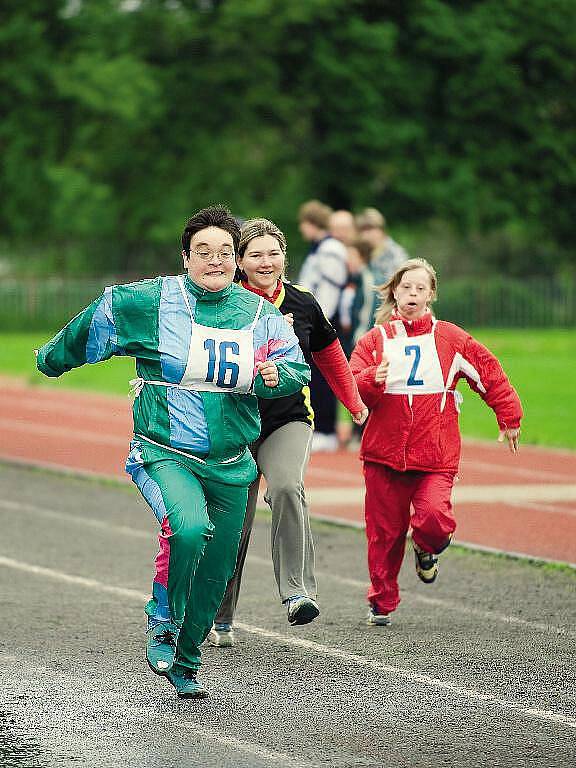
top-left (350, 313), bottom-right (523, 474)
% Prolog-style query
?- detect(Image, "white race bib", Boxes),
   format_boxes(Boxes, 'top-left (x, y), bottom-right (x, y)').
top-left (176, 276), bottom-right (263, 395)
top-left (381, 325), bottom-right (445, 395)
top-left (180, 320), bottom-right (255, 394)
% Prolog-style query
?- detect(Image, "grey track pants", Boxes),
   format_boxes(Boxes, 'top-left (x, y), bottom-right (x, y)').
top-left (216, 420), bottom-right (316, 624)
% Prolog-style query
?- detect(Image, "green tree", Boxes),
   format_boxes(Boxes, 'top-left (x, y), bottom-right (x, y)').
top-left (1, 0), bottom-right (574, 277)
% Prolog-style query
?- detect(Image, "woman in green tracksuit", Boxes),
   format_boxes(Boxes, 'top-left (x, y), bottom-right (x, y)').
top-left (35, 205), bottom-right (310, 699)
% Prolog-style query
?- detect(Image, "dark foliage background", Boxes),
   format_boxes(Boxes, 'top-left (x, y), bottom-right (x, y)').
top-left (1, 0), bottom-right (575, 279)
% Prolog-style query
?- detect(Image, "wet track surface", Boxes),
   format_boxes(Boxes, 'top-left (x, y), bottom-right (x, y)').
top-left (1, 464), bottom-right (575, 767)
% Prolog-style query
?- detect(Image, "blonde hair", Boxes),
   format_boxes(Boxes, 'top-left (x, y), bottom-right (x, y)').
top-left (374, 258), bottom-right (438, 324)
top-left (355, 206), bottom-right (386, 231)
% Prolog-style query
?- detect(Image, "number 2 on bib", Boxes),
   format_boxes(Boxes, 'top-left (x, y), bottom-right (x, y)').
top-left (405, 344), bottom-right (424, 386)
top-left (204, 339), bottom-right (240, 388)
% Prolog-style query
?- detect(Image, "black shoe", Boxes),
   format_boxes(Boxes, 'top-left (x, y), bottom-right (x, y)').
top-left (413, 544), bottom-right (439, 583)
top-left (284, 595), bottom-right (320, 625)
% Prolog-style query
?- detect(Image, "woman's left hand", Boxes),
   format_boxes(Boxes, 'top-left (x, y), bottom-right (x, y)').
top-left (256, 361), bottom-right (279, 388)
top-left (351, 407), bottom-right (369, 426)
top-left (497, 427), bottom-right (520, 454)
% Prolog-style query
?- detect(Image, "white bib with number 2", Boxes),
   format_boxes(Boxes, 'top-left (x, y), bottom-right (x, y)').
top-left (380, 321), bottom-right (445, 395)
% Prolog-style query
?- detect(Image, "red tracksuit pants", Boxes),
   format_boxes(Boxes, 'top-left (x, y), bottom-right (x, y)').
top-left (363, 462), bottom-right (456, 614)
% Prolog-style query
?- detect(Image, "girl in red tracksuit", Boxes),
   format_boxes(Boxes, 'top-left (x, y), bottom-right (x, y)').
top-left (350, 258), bottom-right (523, 625)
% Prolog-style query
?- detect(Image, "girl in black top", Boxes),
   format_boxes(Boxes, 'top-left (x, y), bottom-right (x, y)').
top-left (210, 218), bottom-right (367, 645)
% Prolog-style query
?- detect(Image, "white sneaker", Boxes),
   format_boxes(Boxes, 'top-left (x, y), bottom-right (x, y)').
top-left (311, 432), bottom-right (339, 453)
top-left (207, 623), bottom-right (235, 647)
top-left (366, 607), bottom-right (391, 626)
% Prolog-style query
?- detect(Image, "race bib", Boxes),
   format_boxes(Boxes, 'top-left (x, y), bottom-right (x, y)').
top-left (181, 321), bottom-right (255, 394)
top-left (382, 329), bottom-right (445, 394)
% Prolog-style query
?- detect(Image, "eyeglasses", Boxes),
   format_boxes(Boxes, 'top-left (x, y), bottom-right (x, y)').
top-left (190, 248), bottom-right (235, 262)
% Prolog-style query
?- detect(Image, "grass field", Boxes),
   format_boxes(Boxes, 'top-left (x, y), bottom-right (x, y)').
top-left (455, 329), bottom-right (574, 449)
top-left (2, 329), bottom-right (574, 450)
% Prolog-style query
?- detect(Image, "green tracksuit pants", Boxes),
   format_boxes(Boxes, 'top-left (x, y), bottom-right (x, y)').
top-left (127, 439), bottom-right (256, 672)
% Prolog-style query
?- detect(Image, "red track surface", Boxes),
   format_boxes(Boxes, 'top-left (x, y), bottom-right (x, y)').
top-left (2, 379), bottom-right (575, 565)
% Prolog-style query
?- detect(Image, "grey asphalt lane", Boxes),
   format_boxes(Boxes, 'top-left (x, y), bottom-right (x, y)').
top-left (0, 463), bottom-right (575, 768)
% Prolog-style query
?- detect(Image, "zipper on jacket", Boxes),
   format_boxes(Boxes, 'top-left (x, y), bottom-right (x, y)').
top-left (403, 394), bottom-right (414, 471)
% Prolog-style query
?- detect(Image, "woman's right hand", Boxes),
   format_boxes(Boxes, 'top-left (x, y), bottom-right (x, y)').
top-left (374, 354), bottom-right (389, 385)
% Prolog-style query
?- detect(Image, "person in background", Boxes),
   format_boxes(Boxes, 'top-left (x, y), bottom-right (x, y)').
top-left (329, 209), bottom-right (359, 446)
top-left (355, 207), bottom-right (408, 335)
top-left (298, 200), bottom-right (349, 452)
top-left (330, 210), bottom-right (359, 357)
top-left (329, 209), bottom-right (358, 247)
top-left (210, 217), bottom-right (367, 647)
top-left (341, 237), bottom-right (375, 451)
top-left (341, 238), bottom-right (374, 358)
top-left (350, 258), bottom-right (522, 627)
top-left (35, 205), bottom-right (310, 699)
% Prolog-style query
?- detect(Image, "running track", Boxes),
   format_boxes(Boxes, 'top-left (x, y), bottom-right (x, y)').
top-left (1, 379), bottom-right (575, 566)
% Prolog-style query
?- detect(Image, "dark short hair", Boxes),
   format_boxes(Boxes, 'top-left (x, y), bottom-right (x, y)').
top-left (349, 238), bottom-right (373, 264)
top-left (181, 205), bottom-right (240, 252)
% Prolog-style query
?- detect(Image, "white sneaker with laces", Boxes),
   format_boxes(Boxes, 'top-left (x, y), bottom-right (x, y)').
top-left (208, 623), bottom-right (235, 647)
top-left (366, 607), bottom-right (391, 626)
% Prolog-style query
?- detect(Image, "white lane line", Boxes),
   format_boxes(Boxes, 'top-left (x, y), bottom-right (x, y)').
top-left (248, 555), bottom-right (576, 639)
top-left (308, 459), bottom-right (573, 485)
top-left (233, 622), bottom-right (576, 730)
top-left (304, 485), bottom-right (576, 506)
top-left (453, 484), bottom-right (576, 503)
top-left (146, 718), bottom-right (310, 766)
top-left (1, 655), bottom-right (310, 768)
top-left (0, 554), bottom-right (574, 731)
top-left (509, 500), bottom-right (576, 517)
top-left (2, 499), bottom-right (574, 637)
top-left (0, 555), bottom-right (145, 601)
top-left (0, 499), bottom-right (151, 539)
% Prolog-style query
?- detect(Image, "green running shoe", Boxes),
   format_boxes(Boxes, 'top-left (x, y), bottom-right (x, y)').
top-left (146, 622), bottom-right (179, 675)
top-left (166, 665), bottom-right (209, 699)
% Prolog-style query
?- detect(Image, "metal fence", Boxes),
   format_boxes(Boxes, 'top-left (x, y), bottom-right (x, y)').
top-left (1, 275), bottom-right (575, 331)
top-left (434, 277), bottom-right (575, 328)
top-left (0, 277), bottom-right (122, 331)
